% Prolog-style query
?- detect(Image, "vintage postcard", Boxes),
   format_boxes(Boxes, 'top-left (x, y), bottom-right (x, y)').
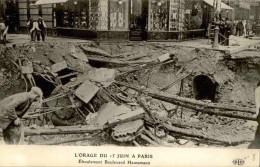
top-left (0, 0), bottom-right (259, 166)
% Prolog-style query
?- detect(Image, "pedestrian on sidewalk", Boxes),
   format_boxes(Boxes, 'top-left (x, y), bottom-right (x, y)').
top-left (223, 17), bottom-right (231, 46)
top-left (243, 20), bottom-right (247, 36)
top-left (37, 17), bottom-right (47, 42)
top-left (219, 17), bottom-right (225, 45)
top-left (0, 87), bottom-right (43, 145)
top-left (245, 20), bottom-right (250, 36)
top-left (27, 18), bottom-right (40, 41)
top-left (236, 20), bottom-right (244, 36)
top-left (232, 20), bottom-right (237, 36)
top-left (252, 21), bottom-right (257, 34)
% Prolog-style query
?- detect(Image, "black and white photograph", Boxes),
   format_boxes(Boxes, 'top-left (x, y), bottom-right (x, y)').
top-left (0, 0), bottom-right (260, 166)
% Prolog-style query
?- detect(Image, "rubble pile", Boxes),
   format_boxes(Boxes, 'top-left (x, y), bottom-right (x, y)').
top-left (0, 41), bottom-right (259, 148)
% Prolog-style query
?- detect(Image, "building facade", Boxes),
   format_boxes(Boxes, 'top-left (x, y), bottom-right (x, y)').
top-left (12, 0), bottom-right (232, 41)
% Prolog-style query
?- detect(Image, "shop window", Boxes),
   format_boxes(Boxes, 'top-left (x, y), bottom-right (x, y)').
top-left (184, 1), bottom-right (203, 30)
top-left (109, 0), bottom-right (129, 30)
top-left (149, 0), bottom-right (168, 31)
top-left (169, 0), bottom-right (185, 31)
top-left (55, 0), bottom-right (88, 29)
top-left (89, 0), bottom-right (108, 30)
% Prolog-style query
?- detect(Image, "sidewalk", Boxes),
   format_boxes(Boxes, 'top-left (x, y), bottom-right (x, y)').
top-left (5, 34), bottom-right (90, 46)
top-left (4, 34), bottom-right (260, 56)
top-left (167, 35), bottom-right (260, 55)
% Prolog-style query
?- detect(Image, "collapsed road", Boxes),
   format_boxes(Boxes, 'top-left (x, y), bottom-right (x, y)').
top-left (0, 41), bottom-right (259, 148)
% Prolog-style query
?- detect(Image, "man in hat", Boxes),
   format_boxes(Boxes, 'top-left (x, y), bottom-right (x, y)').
top-left (0, 87), bottom-right (43, 144)
top-left (37, 16), bottom-right (46, 42)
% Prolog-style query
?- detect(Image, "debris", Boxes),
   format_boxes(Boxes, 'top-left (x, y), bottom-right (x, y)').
top-left (144, 129), bottom-right (161, 144)
top-left (160, 72), bottom-right (192, 91)
top-left (80, 45), bottom-right (112, 58)
top-left (107, 108), bottom-right (145, 127)
top-left (165, 124), bottom-right (253, 146)
top-left (161, 101), bottom-right (176, 111)
top-left (85, 112), bottom-right (98, 125)
top-left (21, 61), bottom-right (33, 74)
top-left (112, 120), bottom-right (144, 142)
top-left (140, 134), bottom-right (159, 146)
top-left (133, 140), bottom-right (141, 147)
top-left (74, 80), bottom-right (100, 104)
top-left (176, 139), bottom-right (189, 145)
top-left (158, 53), bottom-right (171, 62)
top-left (22, 125), bottom-right (103, 136)
top-left (51, 60), bottom-right (68, 73)
top-left (86, 56), bottom-right (156, 66)
top-left (115, 82), bottom-right (256, 120)
top-left (88, 68), bottom-right (116, 86)
top-left (113, 51), bottom-right (139, 58)
top-left (91, 102), bottom-right (130, 126)
top-left (70, 52), bottom-right (89, 63)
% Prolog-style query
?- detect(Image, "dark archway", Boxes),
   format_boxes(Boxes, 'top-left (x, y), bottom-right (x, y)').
top-left (192, 75), bottom-right (217, 102)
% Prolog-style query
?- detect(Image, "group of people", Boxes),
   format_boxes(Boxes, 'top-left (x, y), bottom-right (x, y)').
top-left (27, 16), bottom-right (47, 42)
top-left (209, 17), bottom-right (257, 46)
top-left (234, 20), bottom-right (252, 37)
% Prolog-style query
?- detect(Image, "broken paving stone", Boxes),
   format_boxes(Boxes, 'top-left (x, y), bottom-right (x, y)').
top-left (51, 60), bottom-right (67, 73)
top-left (88, 68), bottom-right (116, 85)
top-left (158, 53), bottom-right (171, 62)
top-left (91, 102), bottom-right (131, 126)
top-left (74, 80), bottom-right (100, 105)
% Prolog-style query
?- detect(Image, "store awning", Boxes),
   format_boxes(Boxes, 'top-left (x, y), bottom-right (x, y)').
top-left (203, 0), bottom-right (233, 10)
top-left (31, 0), bottom-right (68, 6)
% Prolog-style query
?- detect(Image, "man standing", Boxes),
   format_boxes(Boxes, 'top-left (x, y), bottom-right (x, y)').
top-left (27, 18), bottom-right (40, 41)
top-left (223, 18), bottom-right (231, 46)
top-left (252, 21), bottom-right (257, 34)
top-left (0, 87), bottom-right (43, 145)
top-left (37, 17), bottom-right (46, 42)
top-left (236, 20), bottom-right (244, 36)
top-left (245, 20), bottom-right (250, 36)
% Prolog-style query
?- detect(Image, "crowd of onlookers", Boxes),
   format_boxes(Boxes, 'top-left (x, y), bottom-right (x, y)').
top-left (207, 16), bottom-right (257, 46)
top-left (232, 20), bottom-right (256, 37)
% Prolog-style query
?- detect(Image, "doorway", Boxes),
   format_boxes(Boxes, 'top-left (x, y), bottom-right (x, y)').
top-left (129, 0), bottom-right (148, 41)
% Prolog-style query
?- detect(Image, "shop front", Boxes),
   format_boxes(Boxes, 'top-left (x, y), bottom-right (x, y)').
top-left (147, 0), bottom-right (233, 41)
top-left (53, 0), bottom-right (130, 40)
top-left (20, 0), bottom-right (232, 41)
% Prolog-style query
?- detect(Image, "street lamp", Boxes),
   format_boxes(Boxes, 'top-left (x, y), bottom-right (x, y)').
top-left (212, 0), bottom-right (221, 49)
